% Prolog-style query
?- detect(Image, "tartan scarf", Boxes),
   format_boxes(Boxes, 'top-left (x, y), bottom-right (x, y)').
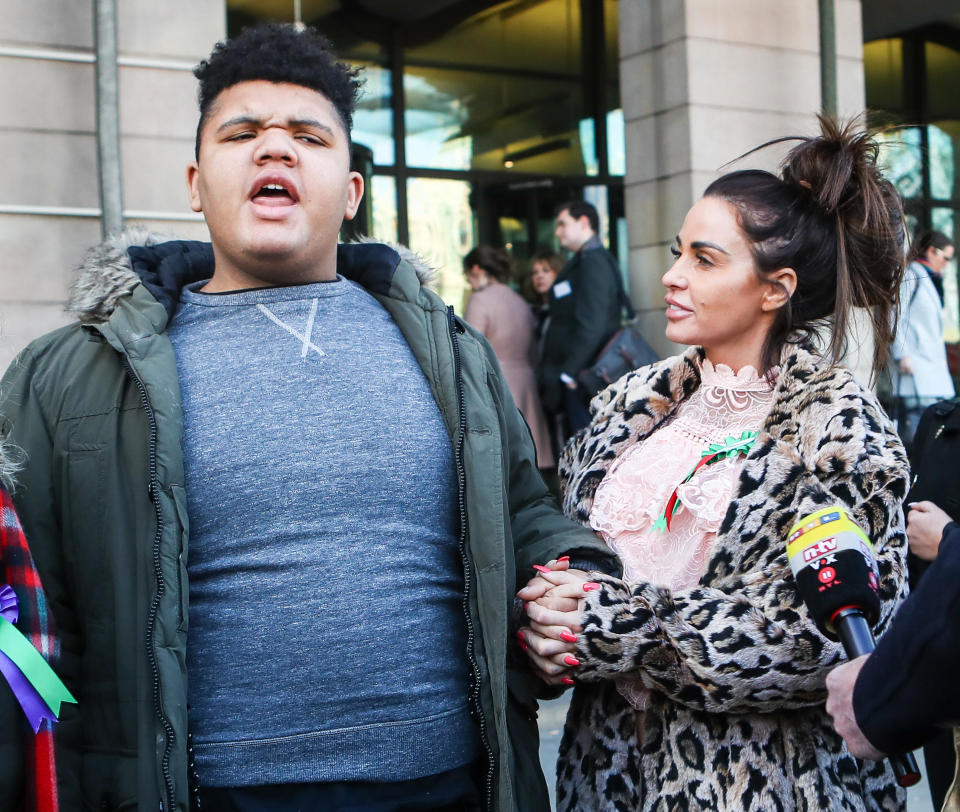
top-left (1, 485), bottom-right (61, 812)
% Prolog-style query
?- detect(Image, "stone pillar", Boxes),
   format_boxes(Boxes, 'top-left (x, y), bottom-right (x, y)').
top-left (619, 0), bottom-right (867, 373)
top-left (0, 0), bottom-right (224, 369)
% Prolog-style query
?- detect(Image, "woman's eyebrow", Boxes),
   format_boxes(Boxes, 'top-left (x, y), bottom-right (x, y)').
top-left (690, 240), bottom-right (730, 255)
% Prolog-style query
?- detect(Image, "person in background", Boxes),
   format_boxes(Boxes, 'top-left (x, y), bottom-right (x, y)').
top-left (518, 117), bottom-right (910, 811)
top-left (464, 246), bottom-right (554, 469)
top-left (539, 201), bottom-right (624, 439)
top-left (529, 251), bottom-right (562, 345)
top-left (889, 229), bottom-right (956, 450)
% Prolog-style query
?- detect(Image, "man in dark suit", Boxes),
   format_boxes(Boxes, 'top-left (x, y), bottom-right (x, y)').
top-left (539, 201), bottom-right (624, 437)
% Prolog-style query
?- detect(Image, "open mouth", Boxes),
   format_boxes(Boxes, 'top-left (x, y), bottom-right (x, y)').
top-left (252, 183), bottom-right (295, 204)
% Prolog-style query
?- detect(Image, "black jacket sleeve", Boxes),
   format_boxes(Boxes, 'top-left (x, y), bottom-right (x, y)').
top-left (853, 523), bottom-right (960, 753)
top-left (539, 249), bottom-right (622, 411)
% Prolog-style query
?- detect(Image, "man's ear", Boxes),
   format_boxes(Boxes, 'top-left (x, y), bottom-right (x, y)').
top-left (186, 162), bottom-right (203, 213)
top-left (342, 171), bottom-right (365, 221)
top-left (762, 268), bottom-right (797, 312)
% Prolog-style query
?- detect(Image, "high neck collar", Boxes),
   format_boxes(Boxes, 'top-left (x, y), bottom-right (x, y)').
top-left (700, 358), bottom-right (778, 391)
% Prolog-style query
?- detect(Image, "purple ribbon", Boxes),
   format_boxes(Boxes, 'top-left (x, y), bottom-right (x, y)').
top-left (0, 583), bottom-right (17, 623)
top-left (0, 584), bottom-right (67, 733)
top-left (0, 648), bottom-right (53, 732)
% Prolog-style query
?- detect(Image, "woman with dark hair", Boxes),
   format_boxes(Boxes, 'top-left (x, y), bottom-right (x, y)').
top-left (530, 252), bottom-right (563, 301)
top-left (889, 228), bottom-right (956, 448)
top-left (516, 118), bottom-right (911, 810)
top-left (463, 246), bottom-right (554, 468)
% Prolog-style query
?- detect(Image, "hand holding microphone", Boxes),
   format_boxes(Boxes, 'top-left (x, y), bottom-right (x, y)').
top-left (786, 506), bottom-right (921, 787)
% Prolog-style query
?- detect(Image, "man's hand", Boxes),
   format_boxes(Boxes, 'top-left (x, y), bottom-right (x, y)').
top-left (825, 655), bottom-right (885, 760)
top-left (907, 501), bottom-right (951, 561)
top-left (898, 356), bottom-right (915, 375)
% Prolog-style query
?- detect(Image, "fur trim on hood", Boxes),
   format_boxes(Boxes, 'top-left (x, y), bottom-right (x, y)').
top-left (68, 227), bottom-right (174, 324)
top-left (66, 229), bottom-right (438, 324)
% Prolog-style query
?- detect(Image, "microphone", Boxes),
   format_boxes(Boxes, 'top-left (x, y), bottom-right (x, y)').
top-left (787, 506), bottom-right (921, 788)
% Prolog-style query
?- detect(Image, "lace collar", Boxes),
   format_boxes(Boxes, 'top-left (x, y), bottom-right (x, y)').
top-left (700, 358), bottom-right (779, 391)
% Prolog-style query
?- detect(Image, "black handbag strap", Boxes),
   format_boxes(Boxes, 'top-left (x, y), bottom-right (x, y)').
top-left (601, 250), bottom-right (634, 321)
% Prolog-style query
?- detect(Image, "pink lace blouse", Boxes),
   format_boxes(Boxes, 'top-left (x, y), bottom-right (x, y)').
top-left (591, 359), bottom-right (778, 586)
top-left (589, 359), bottom-right (778, 708)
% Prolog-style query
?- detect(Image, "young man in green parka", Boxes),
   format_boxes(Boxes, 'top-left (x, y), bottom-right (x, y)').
top-left (0, 23), bottom-right (618, 812)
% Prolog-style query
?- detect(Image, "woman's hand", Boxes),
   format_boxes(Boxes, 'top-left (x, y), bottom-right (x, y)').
top-left (517, 557), bottom-right (576, 611)
top-left (516, 565), bottom-right (600, 685)
top-left (906, 501), bottom-right (952, 561)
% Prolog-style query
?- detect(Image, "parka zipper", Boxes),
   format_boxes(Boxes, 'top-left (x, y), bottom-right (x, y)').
top-left (121, 355), bottom-right (177, 812)
top-left (447, 306), bottom-right (495, 811)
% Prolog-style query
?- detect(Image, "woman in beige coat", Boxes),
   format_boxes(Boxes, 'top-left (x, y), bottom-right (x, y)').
top-left (463, 246), bottom-right (555, 469)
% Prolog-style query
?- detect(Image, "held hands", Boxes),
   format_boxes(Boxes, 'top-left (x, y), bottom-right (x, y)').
top-left (516, 558), bottom-right (598, 686)
top-left (825, 655), bottom-right (885, 760)
top-left (906, 501), bottom-right (951, 561)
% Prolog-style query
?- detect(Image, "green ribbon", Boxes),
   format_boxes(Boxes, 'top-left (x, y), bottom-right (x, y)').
top-left (654, 430), bottom-right (760, 533)
top-left (703, 430), bottom-right (759, 460)
top-left (0, 615), bottom-right (76, 731)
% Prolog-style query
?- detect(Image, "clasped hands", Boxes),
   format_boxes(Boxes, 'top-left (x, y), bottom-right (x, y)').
top-left (516, 558), bottom-right (599, 685)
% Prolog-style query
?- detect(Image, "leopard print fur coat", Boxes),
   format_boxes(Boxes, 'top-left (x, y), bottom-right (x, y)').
top-left (556, 343), bottom-right (910, 811)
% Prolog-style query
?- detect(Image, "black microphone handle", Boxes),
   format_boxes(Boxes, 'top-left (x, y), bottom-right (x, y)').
top-left (832, 608), bottom-right (922, 788)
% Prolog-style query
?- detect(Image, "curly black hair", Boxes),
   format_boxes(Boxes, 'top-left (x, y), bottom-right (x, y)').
top-left (192, 23), bottom-right (362, 159)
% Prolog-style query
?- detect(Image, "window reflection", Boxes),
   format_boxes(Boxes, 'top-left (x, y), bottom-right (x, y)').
top-left (404, 67), bottom-right (590, 174)
top-left (607, 109), bottom-right (625, 176)
top-left (404, 0), bottom-right (581, 75)
top-left (370, 175), bottom-right (397, 245)
top-left (876, 128), bottom-right (923, 199)
top-left (353, 63), bottom-right (394, 166)
top-left (926, 43), bottom-right (960, 120)
top-left (406, 178), bottom-right (476, 307)
top-left (864, 39), bottom-right (904, 113)
top-left (929, 123), bottom-right (959, 202)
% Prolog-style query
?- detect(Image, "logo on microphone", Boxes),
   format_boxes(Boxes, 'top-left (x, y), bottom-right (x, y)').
top-left (802, 536), bottom-right (838, 562)
top-left (817, 564), bottom-right (839, 588)
top-left (787, 506), bottom-right (877, 581)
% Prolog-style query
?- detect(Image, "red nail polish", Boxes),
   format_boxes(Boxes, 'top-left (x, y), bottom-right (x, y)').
top-left (582, 582), bottom-right (601, 592)
top-left (516, 630), bottom-right (525, 642)
top-left (520, 641), bottom-right (528, 652)
top-left (558, 555), bottom-right (570, 562)
top-left (563, 655), bottom-right (580, 667)
top-left (533, 564), bottom-right (552, 573)
top-left (560, 631), bottom-right (578, 643)
top-left (562, 677), bottom-right (575, 685)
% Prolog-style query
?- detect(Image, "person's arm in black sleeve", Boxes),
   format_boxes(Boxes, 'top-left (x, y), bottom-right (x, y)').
top-left (853, 523), bottom-right (960, 753)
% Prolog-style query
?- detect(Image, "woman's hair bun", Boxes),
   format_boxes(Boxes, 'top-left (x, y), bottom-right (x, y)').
top-left (782, 116), bottom-right (898, 227)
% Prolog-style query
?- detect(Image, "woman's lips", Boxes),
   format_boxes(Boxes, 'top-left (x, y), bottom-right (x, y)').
top-left (665, 300), bottom-right (692, 319)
